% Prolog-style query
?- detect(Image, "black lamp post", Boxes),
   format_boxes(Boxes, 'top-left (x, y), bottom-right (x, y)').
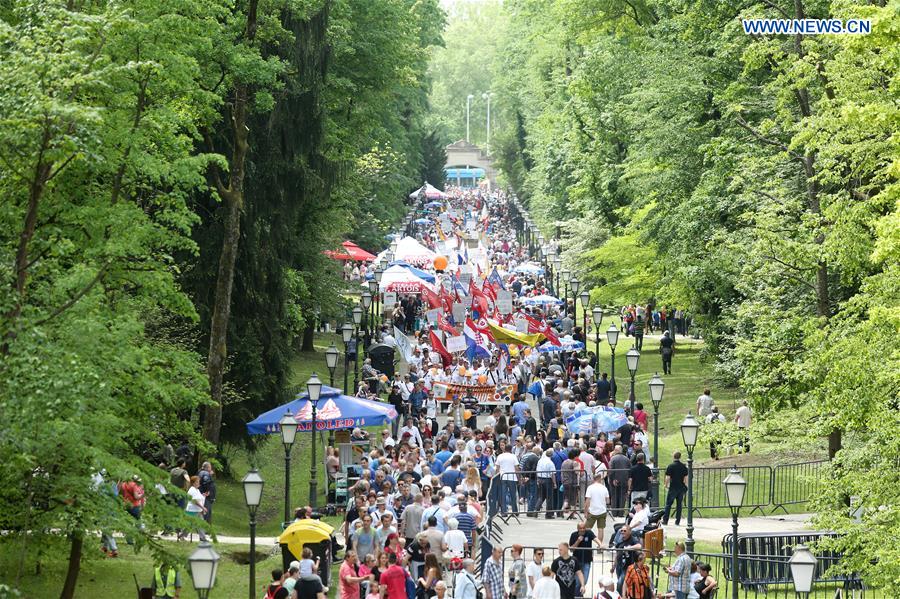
top-left (188, 541), bottom-right (221, 599)
top-left (279, 411), bottom-right (299, 525)
top-left (552, 256), bottom-right (561, 297)
top-left (648, 372), bottom-right (664, 509)
top-left (560, 268), bottom-right (569, 307)
top-left (579, 291), bottom-right (590, 334)
top-left (361, 291), bottom-right (372, 350)
top-left (368, 279), bottom-right (379, 330)
top-left (374, 266), bottom-right (384, 328)
top-left (680, 411), bottom-right (699, 554)
top-left (307, 373), bottom-right (323, 508)
top-left (569, 277), bottom-right (580, 323)
top-left (789, 545), bottom-right (817, 598)
top-left (341, 323), bottom-right (353, 395)
top-left (242, 469), bottom-right (264, 599)
top-left (592, 307), bottom-right (603, 374)
top-left (325, 343), bottom-right (339, 446)
top-left (625, 346), bottom-right (640, 411)
top-left (606, 323), bottom-right (619, 400)
top-left (723, 466), bottom-right (747, 599)
top-left (352, 306), bottom-right (363, 391)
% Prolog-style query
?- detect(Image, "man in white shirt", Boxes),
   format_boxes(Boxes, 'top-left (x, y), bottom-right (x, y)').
top-left (494, 446), bottom-right (520, 514)
top-left (696, 389), bottom-right (714, 418)
top-left (398, 418), bottom-right (423, 448)
top-left (443, 518), bottom-right (468, 558)
top-left (535, 449), bottom-right (557, 516)
top-left (525, 548), bottom-right (544, 598)
top-left (584, 472), bottom-right (611, 542)
top-left (735, 400), bottom-right (752, 453)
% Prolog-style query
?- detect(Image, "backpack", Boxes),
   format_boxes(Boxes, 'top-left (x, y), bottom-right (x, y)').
top-left (264, 583), bottom-right (280, 599)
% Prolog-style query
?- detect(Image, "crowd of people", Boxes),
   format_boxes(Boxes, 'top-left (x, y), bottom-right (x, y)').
top-left (327, 187), bottom-right (738, 599)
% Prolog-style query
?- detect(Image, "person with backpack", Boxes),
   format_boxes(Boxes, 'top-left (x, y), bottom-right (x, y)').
top-left (453, 559), bottom-right (479, 599)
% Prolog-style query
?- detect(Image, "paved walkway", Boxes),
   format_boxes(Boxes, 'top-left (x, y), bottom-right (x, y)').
top-left (496, 512), bottom-right (812, 547)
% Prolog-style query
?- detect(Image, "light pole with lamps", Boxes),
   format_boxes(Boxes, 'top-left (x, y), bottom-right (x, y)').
top-left (466, 94), bottom-right (474, 142)
top-left (368, 279), bottom-right (379, 330)
top-left (188, 541), bottom-right (221, 599)
top-left (242, 469), bottom-right (264, 599)
top-left (606, 323), bottom-right (619, 400)
top-left (352, 305), bottom-right (363, 391)
top-left (374, 266), bottom-right (384, 325)
top-left (723, 466), bottom-right (747, 599)
top-left (561, 268), bottom-right (569, 307)
top-left (341, 323), bottom-right (353, 395)
top-left (325, 343), bottom-right (339, 446)
top-left (361, 291), bottom-right (372, 350)
top-left (648, 372), bottom-right (664, 509)
top-left (482, 92), bottom-right (492, 152)
top-left (625, 346), bottom-right (640, 411)
top-left (592, 307), bottom-right (603, 374)
top-left (680, 411), bottom-right (699, 554)
top-left (579, 291), bottom-right (590, 334)
top-left (789, 545), bottom-right (817, 598)
top-left (279, 411), bottom-right (299, 525)
top-left (307, 373), bottom-right (323, 508)
top-left (569, 277), bottom-right (580, 323)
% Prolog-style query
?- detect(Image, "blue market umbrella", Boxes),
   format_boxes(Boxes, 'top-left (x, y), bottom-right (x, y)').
top-left (522, 294), bottom-right (563, 306)
top-left (365, 260), bottom-right (435, 284)
top-left (413, 218), bottom-right (431, 225)
top-left (246, 386), bottom-right (397, 435)
top-left (537, 338), bottom-right (585, 352)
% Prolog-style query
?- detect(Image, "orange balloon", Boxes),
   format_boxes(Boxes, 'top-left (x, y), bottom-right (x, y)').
top-left (433, 255), bottom-right (449, 271)
top-left (459, 367), bottom-right (467, 376)
top-left (477, 374), bottom-right (487, 384)
top-left (464, 410), bottom-right (472, 420)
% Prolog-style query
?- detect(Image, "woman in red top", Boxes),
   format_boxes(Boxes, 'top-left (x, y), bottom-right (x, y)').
top-left (383, 533), bottom-right (403, 559)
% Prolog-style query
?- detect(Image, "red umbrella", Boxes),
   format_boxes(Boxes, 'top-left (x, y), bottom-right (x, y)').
top-left (324, 240), bottom-right (376, 262)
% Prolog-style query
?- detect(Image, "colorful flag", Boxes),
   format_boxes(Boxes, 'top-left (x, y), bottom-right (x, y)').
top-left (429, 330), bottom-right (453, 367)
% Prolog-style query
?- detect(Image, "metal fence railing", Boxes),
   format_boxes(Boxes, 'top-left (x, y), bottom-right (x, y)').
top-left (771, 460), bottom-right (827, 513)
top-left (496, 543), bottom-right (866, 599)
top-left (483, 460), bottom-right (827, 519)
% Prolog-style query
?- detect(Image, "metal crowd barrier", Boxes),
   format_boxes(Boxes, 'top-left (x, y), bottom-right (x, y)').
top-left (497, 544), bottom-right (867, 599)
top-left (484, 460), bottom-right (826, 519)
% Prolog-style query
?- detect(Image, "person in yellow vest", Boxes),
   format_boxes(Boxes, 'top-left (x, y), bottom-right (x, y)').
top-left (151, 562), bottom-right (181, 599)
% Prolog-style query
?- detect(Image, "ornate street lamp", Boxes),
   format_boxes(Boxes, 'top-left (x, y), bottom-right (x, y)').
top-left (625, 346), bottom-right (640, 409)
top-left (242, 469), bottom-right (264, 599)
top-left (561, 268), bottom-right (570, 307)
top-left (341, 323), bottom-right (354, 395)
top-left (789, 545), bottom-right (817, 597)
top-left (367, 279), bottom-right (379, 328)
top-left (592, 308), bottom-right (603, 374)
top-left (569, 277), bottom-right (580, 324)
top-left (188, 541), bottom-right (221, 599)
top-left (723, 467), bottom-right (747, 599)
top-left (647, 372), bottom-right (664, 508)
top-left (279, 411), bottom-right (299, 524)
top-left (606, 323), bottom-right (619, 400)
top-left (307, 373), bottom-right (323, 508)
top-left (360, 292), bottom-right (372, 352)
top-left (680, 411), bottom-right (700, 553)
top-left (579, 291), bottom-right (590, 333)
top-left (325, 343), bottom-right (339, 446)
top-left (352, 306), bottom-right (363, 390)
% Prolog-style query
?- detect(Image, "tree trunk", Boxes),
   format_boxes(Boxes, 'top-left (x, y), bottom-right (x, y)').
top-left (301, 321), bottom-right (316, 352)
top-left (59, 531), bottom-right (83, 599)
top-left (202, 0), bottom-right (259, 447)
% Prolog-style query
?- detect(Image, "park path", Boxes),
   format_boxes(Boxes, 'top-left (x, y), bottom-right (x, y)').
top-left (189, 512), bottom-right (812, 548)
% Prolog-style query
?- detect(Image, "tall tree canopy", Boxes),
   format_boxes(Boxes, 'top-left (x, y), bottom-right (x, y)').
top-left (428, 0), bottom-right (899, 589)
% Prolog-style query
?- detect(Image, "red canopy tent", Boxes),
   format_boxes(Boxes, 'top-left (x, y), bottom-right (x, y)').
top-left (324, 240), bottom-right (376, 262)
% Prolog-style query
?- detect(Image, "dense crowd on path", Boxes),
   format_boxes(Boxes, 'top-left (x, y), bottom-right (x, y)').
top-left (318, 186), bottom-right (745, 599)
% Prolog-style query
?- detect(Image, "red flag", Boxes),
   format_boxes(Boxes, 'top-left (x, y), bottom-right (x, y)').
top-left (440, 287), bottom-right (454, 314)
top-left (541, 323), bottom-right (561, 346)
top-left (471, 316), bottom-right (495, 342)
top-left (437, 313), bottom-right (456, 336)
top-left (482, 283), bottom-right (497, 304)
top-left (469, 280), bottom-right (490, 317)
top-left (421, 286), bottom-right (441, 309)
top-left (429, 330), bottom-right (452, 367)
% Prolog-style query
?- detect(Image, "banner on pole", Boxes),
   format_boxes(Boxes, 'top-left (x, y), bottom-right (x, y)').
top-left (426, 308), bottom-right (441, 325)
top-left (383, 292), bottom-right (397, 309)
top-left (452, 302), bottom-right (467, 323)
top-left (437, 384), bottom-right (515, 406)
top-left (496, 290), bottom-right (513, 314)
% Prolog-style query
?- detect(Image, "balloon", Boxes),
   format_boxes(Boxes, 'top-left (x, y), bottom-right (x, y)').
top-left (464, 410), bottom-right (472, 420)
top-left (434, 255), bottom-right (449, 271)
top-left (459, 367), bottom-right (467, 376)
top-left (380, 374), bottom-right (388, 382)
top-left (509, 346), bottom-right (520, 357)
top-left (477, 374), bottom-right (487, 384)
